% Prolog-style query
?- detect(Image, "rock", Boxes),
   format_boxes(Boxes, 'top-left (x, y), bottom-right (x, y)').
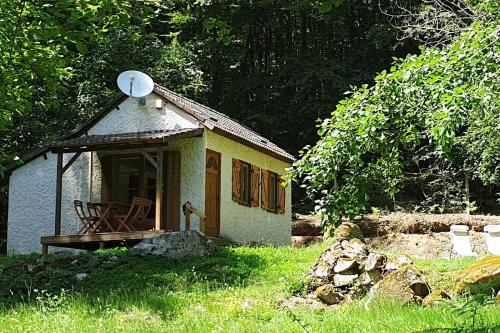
top-left (35, 257), bottom-right (46, 265)
top-left (422, 290), bottom-right (450, 307)
top-left (76, 272), bottom-right (88, 280)
top-left (384, 255), bottom-right (413, 271)
top-left (363, 253), bottom-right (387, 271)
top-left (333, 272), bottom-right (358, 287)
top-left (324, 222), bottom-right (365, 243)
top-left (321, 250), bottom-right (339, 266)
top-left (366, 265), bottom-right (430, 306)
top-left (27, 264), bottom-right (37, 273)
top-left (130, 231), bottom-right (215, 259)
top-left (314, 284), bottom-right (344, 305)
top-left (71, 259), bottom-right (79, 265)
top-left (53, 250), bottom-right (74, 259)
top-left (359, 270), bottom-right (381, 285)
top-left (454, 255), bottom-right (500, 296)
top-left (341, 239), bottom-right (369, 262)
top-left (334, 258), bottom-right (357, 273)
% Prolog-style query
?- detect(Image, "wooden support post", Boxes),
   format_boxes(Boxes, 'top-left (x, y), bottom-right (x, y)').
top-left (99, 241), bottom-right (105, 250)
top-left (155, 149), bottom-right (164, 230)
top-left (42, 244), bottom-right (48, 255)
top-left (185, 210), bottom-right (191, 231)
top-left (55, 153), bottom-right (63, 236)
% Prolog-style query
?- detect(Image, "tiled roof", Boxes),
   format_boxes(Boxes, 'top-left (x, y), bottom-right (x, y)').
top-left (49, 128), bottom-right (204, 152)
top-left (154, 85), bottom-right (295, 163)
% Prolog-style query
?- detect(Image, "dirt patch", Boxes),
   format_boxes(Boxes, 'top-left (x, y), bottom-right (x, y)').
top-left (358, 213), bottom-right (500, 237)
top-left (293, 213), bottom-right (500, 237)
top-left (367, 231), bottom-right (488, 259)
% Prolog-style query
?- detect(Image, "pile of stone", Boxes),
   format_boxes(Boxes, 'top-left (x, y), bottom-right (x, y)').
top-left (305, 223), bottom-right (431, 306)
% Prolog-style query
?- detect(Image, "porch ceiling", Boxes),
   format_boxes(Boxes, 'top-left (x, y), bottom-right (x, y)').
top-left (49, 128), bottom-right (204, 153)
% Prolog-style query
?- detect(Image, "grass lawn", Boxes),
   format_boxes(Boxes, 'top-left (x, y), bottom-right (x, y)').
top-left (0, 244), bottom-right (499, 333)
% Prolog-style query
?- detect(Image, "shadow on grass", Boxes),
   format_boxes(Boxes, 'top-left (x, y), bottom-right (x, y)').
top-left (0, 246), bottom-right (265, 319)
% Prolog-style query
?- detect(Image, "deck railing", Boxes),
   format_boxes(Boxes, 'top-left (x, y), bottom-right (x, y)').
top-left (182, 201), bottom-right (207, 233)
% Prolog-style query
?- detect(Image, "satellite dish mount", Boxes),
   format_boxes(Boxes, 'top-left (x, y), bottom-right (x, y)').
top-left (117, 70), bottom-right (154, 105)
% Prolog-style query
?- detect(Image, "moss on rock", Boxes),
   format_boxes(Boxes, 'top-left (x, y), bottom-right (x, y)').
top-left (422, 290), bottom-right (450, 307)
top-left (325, 222), bottom-right (365, 243)
top-left (454, 255), bottom-right (500, 296)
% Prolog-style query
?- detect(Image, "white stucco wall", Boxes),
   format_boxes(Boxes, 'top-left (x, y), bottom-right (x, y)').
top-left (206, 131), bottom-right (292, 246)
top-left (7, 152), bottom-right (92, 254)
top-left (88, 93), bottom-right (199, 135)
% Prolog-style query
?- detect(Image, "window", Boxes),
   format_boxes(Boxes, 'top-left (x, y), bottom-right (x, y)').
top-left (261, 169), bottom-right (286, 214)
top-left (268, 172), bottom-right (278, 212)
top-left (239, 161), bottom-right (251, 206)
top-left (232, 159), bottom-right (260, 207)
top-left (115, 153), bottom-right (157, 218)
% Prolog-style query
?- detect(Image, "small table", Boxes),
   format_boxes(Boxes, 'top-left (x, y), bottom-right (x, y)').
top-left (91, 202), bottom-right (130, 233)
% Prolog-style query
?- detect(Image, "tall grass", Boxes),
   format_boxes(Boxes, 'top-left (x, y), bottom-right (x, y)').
top-left (0, 245), bottom-right (498, 332)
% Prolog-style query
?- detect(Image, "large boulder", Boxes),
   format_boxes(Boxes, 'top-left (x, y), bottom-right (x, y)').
top-left (454, 255), bottom-right (500, 296)
top-left (131, 231), bottom-right (215, 259)
top-left (324, 222), bottom-right (365, 243)
top-left (366, 265), bottom-right (431, 306)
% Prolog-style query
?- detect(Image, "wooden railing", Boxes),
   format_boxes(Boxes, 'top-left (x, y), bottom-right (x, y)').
top-left (182, 201), bottom-right (207, 233)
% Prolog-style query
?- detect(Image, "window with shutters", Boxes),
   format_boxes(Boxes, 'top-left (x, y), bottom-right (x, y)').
top-left (232, 159), bottom-right (260, 207)
top-left (239, 161), bottom-right (251, 206)
top-left (261, 170), bottom-right (286, 214)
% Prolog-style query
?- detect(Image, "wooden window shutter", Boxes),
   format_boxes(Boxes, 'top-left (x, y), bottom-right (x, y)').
top-left (261, 170), bottom-right (269, 210)
top-left (165, 151), bottom-right (181, 231)
top-left (278, 176), bottom-right (286, 214)
top-left (100, 155), bottom-right (112, 201)
top-left (232, 159), bottom-right (241, 202)
top-left (251, 165), bottom-right (260, 207)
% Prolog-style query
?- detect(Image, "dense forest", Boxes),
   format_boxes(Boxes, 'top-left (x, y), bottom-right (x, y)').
top-left (0, 0), bottom-right (498, 246)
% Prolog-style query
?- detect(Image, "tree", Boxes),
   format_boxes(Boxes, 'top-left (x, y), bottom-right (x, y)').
top-left (290, 16), bottom-right (499, 224)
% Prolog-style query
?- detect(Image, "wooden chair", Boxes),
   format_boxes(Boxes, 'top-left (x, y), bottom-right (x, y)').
top-left (74, 200), bottom-right (100, 234)
top-left (115, 197), bottom-right (152, 232)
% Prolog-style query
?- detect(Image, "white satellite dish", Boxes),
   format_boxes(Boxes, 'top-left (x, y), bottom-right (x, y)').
top-left (117, 70), bottom-right (154, 100)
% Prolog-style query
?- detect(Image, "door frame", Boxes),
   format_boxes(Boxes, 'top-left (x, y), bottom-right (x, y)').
top-left (205, 149), bottom-right (221, 236)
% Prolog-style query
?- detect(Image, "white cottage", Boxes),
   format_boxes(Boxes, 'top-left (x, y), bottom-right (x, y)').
top-left (6, 85), bottom-right (294, 254)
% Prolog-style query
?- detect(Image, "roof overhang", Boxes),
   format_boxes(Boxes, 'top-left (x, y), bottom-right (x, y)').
top-left (49, 128), bottom-right (204, 153)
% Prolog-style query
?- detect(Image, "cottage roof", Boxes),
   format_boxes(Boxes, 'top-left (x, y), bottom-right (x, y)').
top-left (5, 84), bottom-right (294, 173)
top-left (49, 128), bottom-right (204, 152)
top-left (153, 85), bottom-right (294, 163)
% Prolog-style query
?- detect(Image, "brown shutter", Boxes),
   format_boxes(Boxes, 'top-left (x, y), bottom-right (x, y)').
top-left (100, 154), bottom-right (112, 201)
top-left (278, 176), bottom-right (286, 214)
top-left (165, 151), bottom-right (181, 231)
top-left (261, 170), bottom-right (269, 210)
top-left (251, 165), bottom-right (260, 207)
top-left (232, 159), bottom-right (241, 202)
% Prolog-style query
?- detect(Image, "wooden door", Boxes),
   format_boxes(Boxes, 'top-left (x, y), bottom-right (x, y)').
top-left (205, 149), bottom-right (221, 237)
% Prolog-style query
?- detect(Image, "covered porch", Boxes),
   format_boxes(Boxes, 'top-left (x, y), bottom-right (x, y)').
top-left (42, 128), bottom-right (212, 253)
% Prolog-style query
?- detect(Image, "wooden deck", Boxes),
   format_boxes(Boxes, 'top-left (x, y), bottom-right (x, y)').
top-left (40, 231), bottom-right (233, 253)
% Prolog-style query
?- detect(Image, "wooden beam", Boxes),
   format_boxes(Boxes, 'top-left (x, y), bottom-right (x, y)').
top-left (155, 149), bottom-right (164, 230)
top-left (140, 150), bottom-right (158, 169)
top-left (55, 153), bottom-right (63, 235)
top-left (41, 230), bottom-right (165, 244)
top-left (62, 152), bottom-right (82, 173)
top-left (184, 202), bottom-right (207, 232)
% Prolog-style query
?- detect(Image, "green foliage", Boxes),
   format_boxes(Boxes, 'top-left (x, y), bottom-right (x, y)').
top-left (291, 19), bottom-right (500, 224)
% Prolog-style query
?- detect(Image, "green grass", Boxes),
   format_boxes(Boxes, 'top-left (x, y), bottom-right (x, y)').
top-left (0, 245), bottom-right (498, 333)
